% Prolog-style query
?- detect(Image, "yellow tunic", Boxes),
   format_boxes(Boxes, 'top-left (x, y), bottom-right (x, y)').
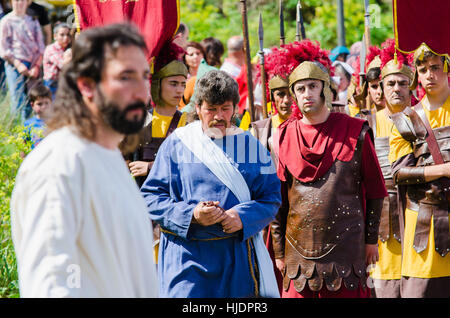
top-left (271, 113), bottom-right (284, 129)
top-left (348, 104), bottom-right (361, 117)
top-left (348, 103), bottom-right (378, 118)
top-left (389, 95), bottom-right (450, 278)
top-left (240, 102), bottom-right (279, 131)
top-left (239, 111), bottom-right (251, 131)
top-left (370, 109), bottom-right (402, 280)
top-left (151, 108), bottom-right (187, 138)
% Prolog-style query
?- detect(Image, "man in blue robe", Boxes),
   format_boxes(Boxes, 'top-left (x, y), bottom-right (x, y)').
top-left (140, 70), bottom-right (281, 298)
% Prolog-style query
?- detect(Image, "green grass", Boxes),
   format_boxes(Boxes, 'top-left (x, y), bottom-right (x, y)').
top-left (0, 91), bottom-right (32, 298)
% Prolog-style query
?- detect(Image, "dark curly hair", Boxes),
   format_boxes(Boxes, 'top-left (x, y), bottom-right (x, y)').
top-left (187, 70), bottom-right (240, 122)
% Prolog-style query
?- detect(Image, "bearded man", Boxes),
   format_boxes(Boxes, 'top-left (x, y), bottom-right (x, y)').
top-left (140, 69), bottom-right (281, 298)
top-left (10, 23), bottom-right (158, 297)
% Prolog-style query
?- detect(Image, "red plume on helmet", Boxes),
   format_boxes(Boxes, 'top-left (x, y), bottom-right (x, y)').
top-left (257, 40), bottom-right (332, 118)
top-left (379, 38), bottom-right (420, 105)
top-left (153, 40), bottom-right (185, 74)
top-left (379, 38), bottom-right (412, 70)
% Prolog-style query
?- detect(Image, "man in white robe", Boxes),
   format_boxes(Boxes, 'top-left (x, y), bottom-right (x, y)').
top-left (10, 23), bottom-right (158, 298)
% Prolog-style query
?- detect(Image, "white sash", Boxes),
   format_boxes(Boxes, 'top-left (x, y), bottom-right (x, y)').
top-left (174, 121), bottom-right (280, 298)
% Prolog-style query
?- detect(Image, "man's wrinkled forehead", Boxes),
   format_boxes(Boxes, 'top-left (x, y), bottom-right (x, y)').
top-left (102, 44), bottom-right (149, 72)
top-left (200, 100), bottom-right (235, 108)
top-left (384, 73), bottom-right (410, 84)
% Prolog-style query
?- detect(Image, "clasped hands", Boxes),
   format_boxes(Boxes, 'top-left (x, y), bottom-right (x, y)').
top-left (193, 201), bottom-right (242, 234)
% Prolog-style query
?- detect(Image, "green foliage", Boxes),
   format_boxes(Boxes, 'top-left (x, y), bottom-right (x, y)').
top-left (0, 95), bottom-right (31, 298)
top-left (180, 0), bottom-right (394, 55)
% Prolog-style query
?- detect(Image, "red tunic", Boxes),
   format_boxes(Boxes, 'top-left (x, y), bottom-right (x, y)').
top-left (275, 112), bottom-right (386, 199)
top-left (273, 112), bottom-right (387, 298)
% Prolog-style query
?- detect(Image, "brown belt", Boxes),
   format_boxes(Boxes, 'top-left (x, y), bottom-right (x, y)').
top-left (405, 197), bottom-right (449, 257)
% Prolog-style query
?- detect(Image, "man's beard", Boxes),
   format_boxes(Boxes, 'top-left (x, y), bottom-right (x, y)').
top-left (96, 89), bottom-right (147, 135)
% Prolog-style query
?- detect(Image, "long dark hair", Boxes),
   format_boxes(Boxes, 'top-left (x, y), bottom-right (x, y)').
top-left (183, 41), bottom-right (206, 69)
top-left (200, 37), bottom-right (224, 67)
top-left (45, 23), bottom-right (147, 141)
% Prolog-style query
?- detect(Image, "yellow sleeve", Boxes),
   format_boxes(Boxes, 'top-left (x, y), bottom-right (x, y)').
top-left (375, 110), bottom-right (394, 138)
top-left (348, 104), bottom-right (360, 117)
top-left (239, 111), bottom-right (251, 131)
top-left (388, 125), bottom-right (413, 164)
top-left (178, 112), bottom-right (187, 128)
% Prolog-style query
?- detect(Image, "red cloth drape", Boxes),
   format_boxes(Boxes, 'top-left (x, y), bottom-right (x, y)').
top-left (236, 64), bottom-right (249, 115)
top-left (393, 0), bottom-right (450, 55)
top-left (275, 113), bottom-right (365, 183)
top-left (75, 0), bottom-right (180, 62)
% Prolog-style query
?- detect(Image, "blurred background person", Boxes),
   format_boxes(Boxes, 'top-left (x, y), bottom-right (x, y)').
top-left (26, 1), bottom-right (51, 46)
top-left (173, 21), bottom-right (189, 50)
top-left (183, 41), bottom-right (205, 79)
top-left (43, 22), bottom-right (72, 98)
top-left (333, 60), bottom-right (354, 105)
top-left (220, 35), bottom-right (245, 79)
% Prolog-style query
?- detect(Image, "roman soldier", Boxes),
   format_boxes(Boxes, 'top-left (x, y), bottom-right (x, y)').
top-left (347, 45), bottom-right (383, 122)
top-left (369, 39), bottom-right (415, 298)
top-left (271, 41), bottom-right (387, 298)
top-left (126, 41), bottom-right (188, 188)
top-left (388, 42), bottom-right (450, 298)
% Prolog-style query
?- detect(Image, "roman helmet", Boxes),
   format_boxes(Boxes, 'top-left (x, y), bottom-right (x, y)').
top-left (409, 42), bottom-right (450, 90)
top-left (151, 41), bottom-right (188, 106)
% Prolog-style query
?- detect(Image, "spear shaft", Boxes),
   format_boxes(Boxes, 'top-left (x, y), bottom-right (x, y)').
top-left (279, 0), bottom-right (285, 46)
top-left (296, 0), bottom-right (306, 41)
top-left (239, 0), bottom-right (256, 123)
top-left (258, 12), bottom-right (268, 119)
top-left (364, 0), bottom-right (371, 49)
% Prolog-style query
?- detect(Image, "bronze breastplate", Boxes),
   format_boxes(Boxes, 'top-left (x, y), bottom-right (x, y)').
top-left (286, 160), bottom-right (364, 260)
top-left (283, 128), bottom-right (368, 293)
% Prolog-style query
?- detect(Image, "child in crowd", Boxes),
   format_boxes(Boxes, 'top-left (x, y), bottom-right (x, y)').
top-left (43, 22), bottom-right (72, 98)
top-left (0, 0), bottom-right (45, 120)
top-left (24, 83), bottom-right (51, 149)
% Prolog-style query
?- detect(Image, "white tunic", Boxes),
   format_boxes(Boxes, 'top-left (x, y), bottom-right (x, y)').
top-left (10, 127), bottom-right (158, 298)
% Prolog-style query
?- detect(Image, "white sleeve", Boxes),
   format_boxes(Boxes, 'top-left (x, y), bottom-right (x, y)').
top-left (11, 171), bottom-right (82, 298)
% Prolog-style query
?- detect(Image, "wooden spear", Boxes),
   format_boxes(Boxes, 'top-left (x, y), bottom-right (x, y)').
top-left (296, 0), bottom-right (306, 41)
top-left (258, 12), bottom-right (268, 119)
top-left (239, 0), bottom-right (256, 123)
top-left (364, 0), bottom-right (371, 49)
top-left (279, 0), bottom-right (285, 46)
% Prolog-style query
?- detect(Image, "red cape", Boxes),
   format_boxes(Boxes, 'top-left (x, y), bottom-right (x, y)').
top-left (275, 112), bottom-right (366, 183)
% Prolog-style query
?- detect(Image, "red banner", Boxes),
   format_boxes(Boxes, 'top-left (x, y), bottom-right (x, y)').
top-left (74, 0), bottom-right (180, 62)
top-left (393, 0), bottom-right (450, 56)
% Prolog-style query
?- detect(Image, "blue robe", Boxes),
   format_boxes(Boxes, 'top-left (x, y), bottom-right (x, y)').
top-left (140, 130), bottom-right (281, 297)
